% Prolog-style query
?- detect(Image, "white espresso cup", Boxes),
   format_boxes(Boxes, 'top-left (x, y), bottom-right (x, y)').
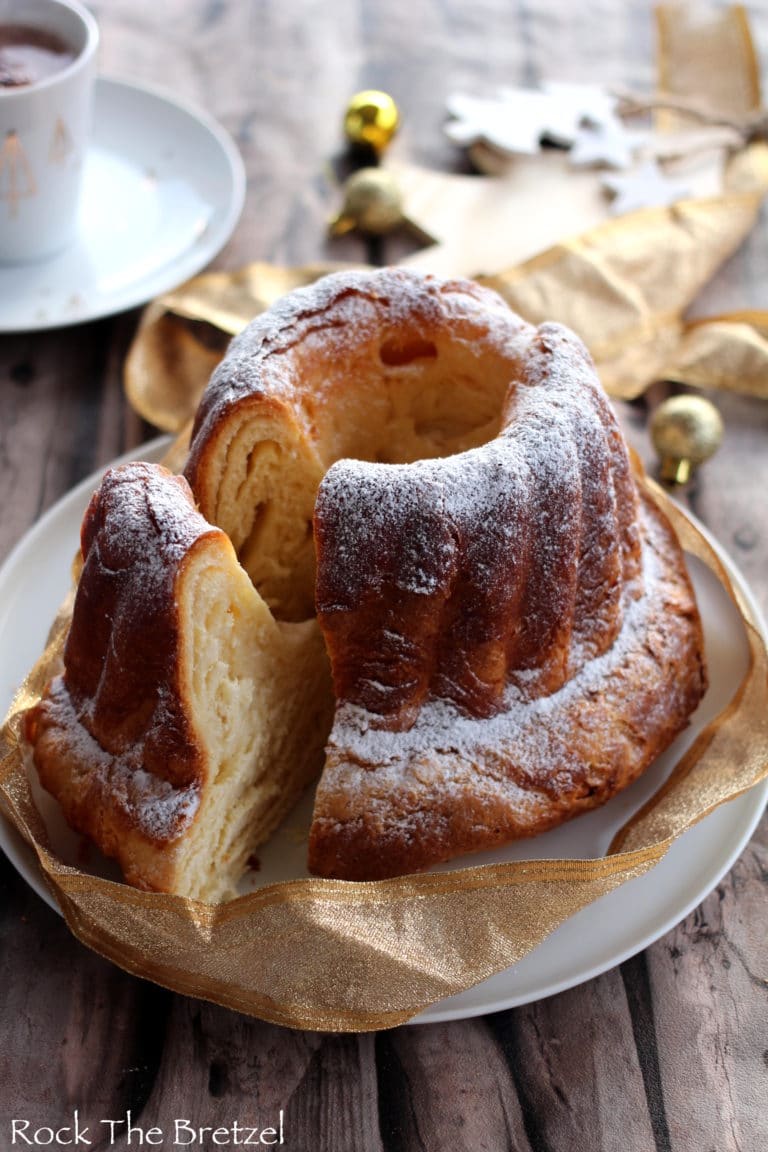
top-left (0, 0), bottom-right (98, 263)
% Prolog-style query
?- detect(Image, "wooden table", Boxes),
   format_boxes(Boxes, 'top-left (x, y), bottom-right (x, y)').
top-left (1, 2), bottom-right (766, 1148)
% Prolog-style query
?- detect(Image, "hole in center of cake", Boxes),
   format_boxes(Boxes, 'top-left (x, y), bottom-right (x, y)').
top-left (225, 325), bottom-right (518, 624)
top-left (306, 330), bottom-right (510, 466)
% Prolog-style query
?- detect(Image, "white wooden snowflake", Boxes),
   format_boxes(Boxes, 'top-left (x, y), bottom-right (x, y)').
top-left (602, 160), bottom-right (692, 214)
top-left (445, 83), bottom-right (629, 159)
top-left (569, 114), bottom-right (642, 169)
top-left (541, 82), bottom-right (618, 139)
top-left (446, 90), bottom-right (555, 156)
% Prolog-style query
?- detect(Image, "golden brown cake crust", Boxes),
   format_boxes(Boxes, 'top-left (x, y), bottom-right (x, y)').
top-left (25, 463), bottom-right (218, 890)
top-left (26, 460), bottom-right (335, 900)
top-left (308, 492), bottom-right (707, 880)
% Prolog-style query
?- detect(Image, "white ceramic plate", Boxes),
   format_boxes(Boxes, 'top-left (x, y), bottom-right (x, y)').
top-left (0, 437), bottom-right (765, 1025)
top-left (0, 77), bottom-right (245, 332)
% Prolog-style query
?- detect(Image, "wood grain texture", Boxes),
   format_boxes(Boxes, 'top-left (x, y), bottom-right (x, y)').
top-left (1, 1), bottom-right (767, 1149)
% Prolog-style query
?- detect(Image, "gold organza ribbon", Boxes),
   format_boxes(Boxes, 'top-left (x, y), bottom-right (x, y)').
top-left (480, 190), bottom-right (767, 400)
top-left (1, 475), bottom-right (766, 1032)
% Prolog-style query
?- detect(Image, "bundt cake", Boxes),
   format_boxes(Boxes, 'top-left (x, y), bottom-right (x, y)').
top-left (27, 269), bottom-right (707, 894)
top-left (185, 267), bottom-right (707, 882)
top-left (26, 462), bottom-right (332, 901)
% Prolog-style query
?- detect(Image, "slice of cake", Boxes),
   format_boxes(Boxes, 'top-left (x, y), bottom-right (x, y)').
top-left (26, 462), bottom-right (332, 902)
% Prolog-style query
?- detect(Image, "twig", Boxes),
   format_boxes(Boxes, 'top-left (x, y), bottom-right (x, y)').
top-left (612, 87), bottom-right (766, 142)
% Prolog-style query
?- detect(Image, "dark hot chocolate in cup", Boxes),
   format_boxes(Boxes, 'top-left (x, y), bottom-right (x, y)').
top-left (0, 24), bottom-right (77, 88)
top-left (0, 0), bottom-right (99, 264)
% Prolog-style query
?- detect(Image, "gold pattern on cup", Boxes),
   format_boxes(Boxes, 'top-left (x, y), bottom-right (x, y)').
top-left (49, 117), bottom-right (74, 165)
top-left (0, 130), bottom-right (36, 216)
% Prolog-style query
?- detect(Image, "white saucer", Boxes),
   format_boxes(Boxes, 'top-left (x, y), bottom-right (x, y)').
top-left (0, 438), bottom-right (765, 1024)
top-left (0, 77), bottom-right (245, 332)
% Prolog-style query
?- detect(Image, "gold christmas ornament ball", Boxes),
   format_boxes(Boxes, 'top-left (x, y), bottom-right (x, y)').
top-left (650, 394), bottom-right (724, 484)
top-left (344, 90), bottom-right (400, 153)
top-left (329, 168), bottom-right (405, 236)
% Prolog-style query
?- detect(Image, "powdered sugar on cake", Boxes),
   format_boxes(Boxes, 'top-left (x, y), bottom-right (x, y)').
top-left (37, 678), bottom-right (201, 842)
top-left (320, 494), bottom-right (697, 833)
top-left (189, 270), bottom-right (529, 445)
top-left (331, 506), bottom-right (656, 769)
top-left (313, 306), bottom-right (643, 727)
